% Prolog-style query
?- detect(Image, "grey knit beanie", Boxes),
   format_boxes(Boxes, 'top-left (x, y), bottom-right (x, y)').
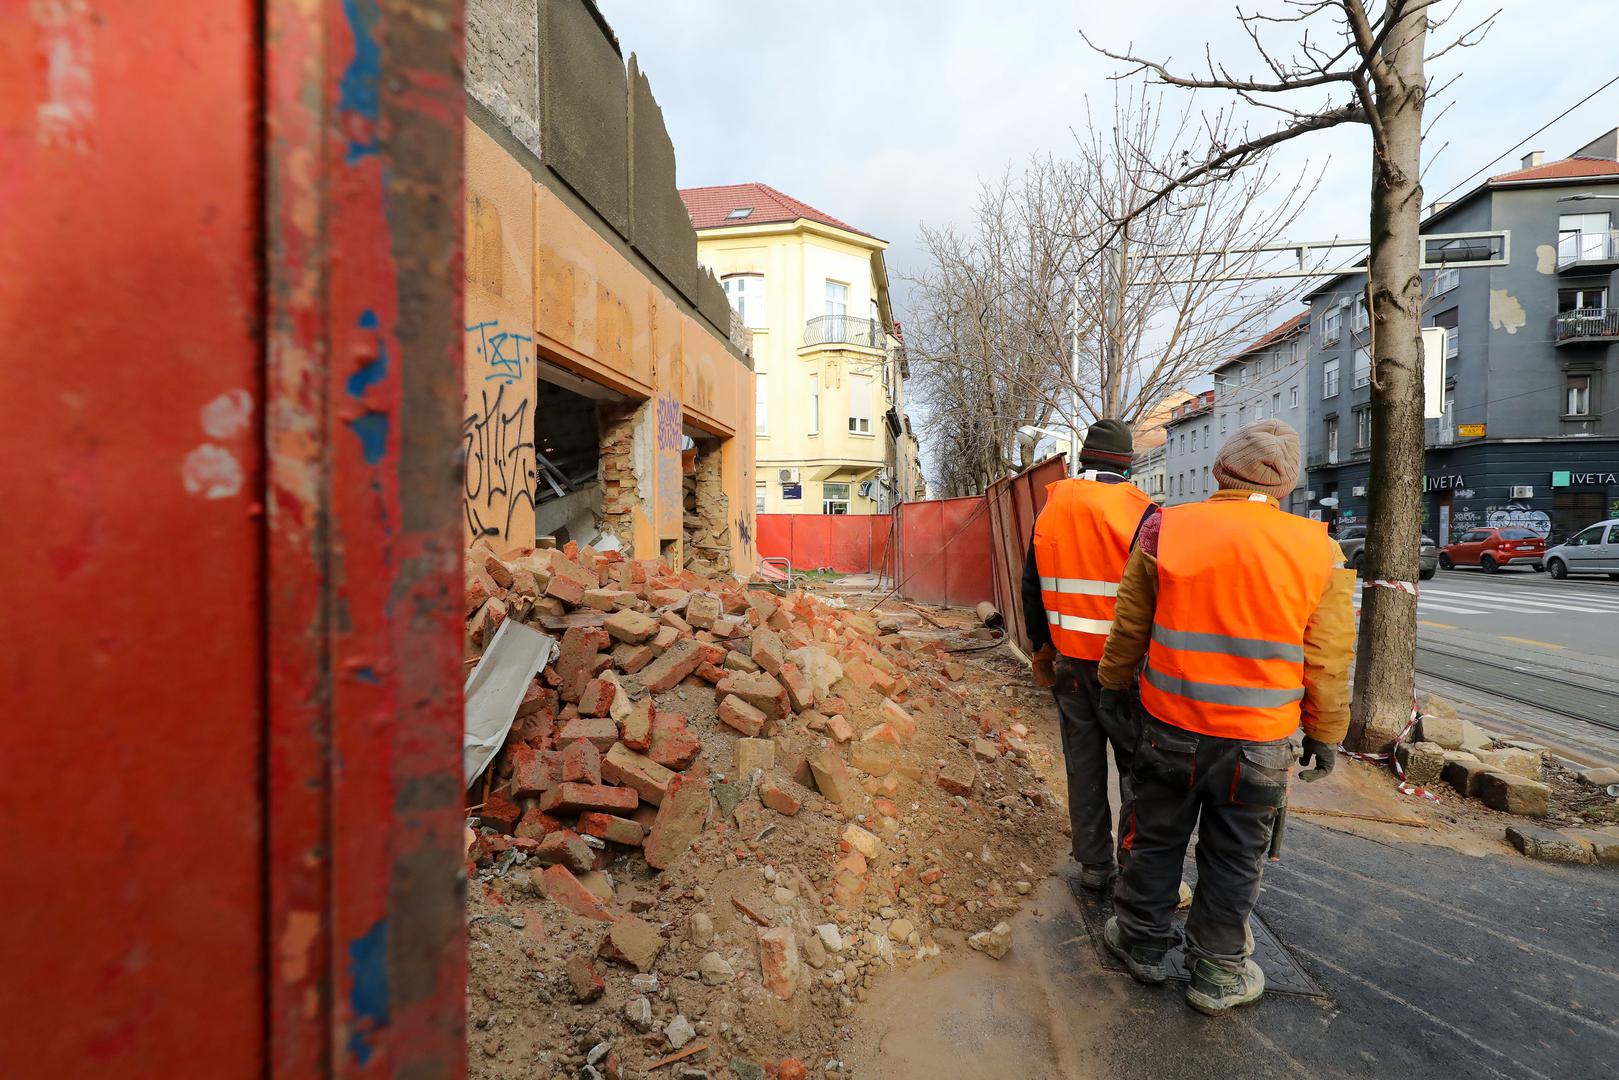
top-left (1213, 420), bottom-right (1301, 499)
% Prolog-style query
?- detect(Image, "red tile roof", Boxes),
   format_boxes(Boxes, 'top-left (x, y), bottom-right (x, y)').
top-left (1489, 156), bottom-right (1619, 184)
top-left (679, 183), bottom-right (878, 240)
top-left (1236, 310), bottom-right (1309, 357)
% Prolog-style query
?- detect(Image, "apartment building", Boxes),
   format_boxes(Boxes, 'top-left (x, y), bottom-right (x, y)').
top-left (1303, 131), bottom-right (1619, 542)
top-left (682, 183), bottom-right (920, 515)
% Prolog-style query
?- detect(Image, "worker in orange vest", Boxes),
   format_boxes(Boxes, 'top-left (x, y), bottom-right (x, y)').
top-left (1097, 420), bottom-right (1354, 1014)
top-left (1022, 420), bottom-right (1157, 893)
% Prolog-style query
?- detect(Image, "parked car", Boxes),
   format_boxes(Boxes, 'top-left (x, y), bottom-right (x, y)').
top-left (1439, 527), bottom-right (1546, 573)
top-left (1542, 519), bottom-right (1619, 580)
top-left (1333, 525), bottom-right (1440, 580)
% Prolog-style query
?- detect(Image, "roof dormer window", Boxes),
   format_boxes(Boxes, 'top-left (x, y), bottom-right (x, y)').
top-left (726, 207), bottom-right (753, 220)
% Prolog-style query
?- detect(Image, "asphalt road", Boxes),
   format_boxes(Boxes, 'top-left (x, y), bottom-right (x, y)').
top-left (1355, 568), bottom-right (1619, 761)
top-left (856, 823), bottom-right (1619, 1080)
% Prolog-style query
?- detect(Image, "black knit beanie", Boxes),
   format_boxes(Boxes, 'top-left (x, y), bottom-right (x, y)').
top-left (1079, 419), bottom-right (1134, 470)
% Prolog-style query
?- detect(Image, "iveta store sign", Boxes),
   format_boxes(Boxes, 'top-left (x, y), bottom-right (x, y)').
top-left (1423, 474), bottom-right (1465, 491)
top-left (1552, 470), bottom-right (1618, 486)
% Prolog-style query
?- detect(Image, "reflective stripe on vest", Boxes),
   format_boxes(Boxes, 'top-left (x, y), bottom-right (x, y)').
top-left (1139, 499), bottom-right (1333, 742)
top-left (1031, 477), bottom-right (1153, 661)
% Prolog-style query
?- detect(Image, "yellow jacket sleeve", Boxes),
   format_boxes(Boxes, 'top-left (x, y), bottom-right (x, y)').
top-left (1099, 547), bottom-right (1158, 691)
top-left (1301, 540), bottom-right (1356, 744)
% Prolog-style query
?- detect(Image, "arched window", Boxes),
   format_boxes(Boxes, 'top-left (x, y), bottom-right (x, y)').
top-left (722, 274), bottom-right (766, 329)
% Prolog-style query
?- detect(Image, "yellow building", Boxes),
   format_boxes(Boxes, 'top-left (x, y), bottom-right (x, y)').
top-left (682, 184), bottom-right (920, 515)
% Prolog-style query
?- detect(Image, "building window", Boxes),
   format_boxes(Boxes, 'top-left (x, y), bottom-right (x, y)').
top-left (1559, 212), bottom-right (1612, 265)
top-left (1354, 346), bottom-right (1371, 389)
top-left (1350, 296), bottom-right (1369, 333)
top-left (1355, 406), bottom-right (1372, 449)
top-left (1238, 405), bottom-right (1247, 427)
top-left (822, 481), bottom-right (851, 515)
top-left (1179, 433), bottom-right (1186, 454)
top-left (1290, 385), bottom-right (1299, 408)
top-left (1220, 414), bottom-right (1227, 435)
top-left (1443, 325), bottom-right (1458, 360)
top-left (756, 483), bottom-right (767, 514)
top-left (825, 280), bottom-right (849, 318)
top-left (1272, 391), bottom-right (1281, 416)
top-left (1322, 305), bottom-right (1342, 344)
top-left (1566, 375), bottom-right (1592, 417)
top-left (755, 372), bottom-right (768, 435)
top-left (723, 273), bottom-right (766, 329)
top-left (809, 373), bottom-right (820, 436)
top-left (848, 373), bottom-right (873, 435)
top-left (1325, 416), bottom-right (1339, 461)
top-left (1204, 426), bottom-right (1212, 449)
top-left (1323, 358), bottom-right (1340, 398)
top-left (1434, 267), bottom-right (1459, 295)
top-left (1202, 466), bottom-right (1210, 493)
top-left (1559, 285), bottom-right (1609, 312)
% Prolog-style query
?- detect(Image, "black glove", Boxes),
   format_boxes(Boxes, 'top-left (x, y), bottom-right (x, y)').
top-left (1098, 687), bottom-right (1130, 729)
top-left (1298, 736), bottom-right (1336, 782)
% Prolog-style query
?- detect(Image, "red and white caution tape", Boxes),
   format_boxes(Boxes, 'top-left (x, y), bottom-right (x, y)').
top-left (1361, 579), bottom-right (1418, 595)
top-left (1338, 698), bottom-right (1438, 801)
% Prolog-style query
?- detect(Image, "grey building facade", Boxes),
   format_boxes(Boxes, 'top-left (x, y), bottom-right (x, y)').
top-left (1162, 311), bottom-right (1313, 512)
top-left (1303, 131), bottom-right (1619, 544)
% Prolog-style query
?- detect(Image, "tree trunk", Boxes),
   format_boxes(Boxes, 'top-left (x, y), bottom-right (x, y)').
top-left (1347, 9), bottom-right (1428, 752)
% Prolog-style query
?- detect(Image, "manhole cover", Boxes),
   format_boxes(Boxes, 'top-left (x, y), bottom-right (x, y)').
top-left (1066, 864), bottom-right (1327, 1000)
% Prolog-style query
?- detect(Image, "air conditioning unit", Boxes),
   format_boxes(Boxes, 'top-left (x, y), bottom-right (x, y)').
top-left (1352, 485), bottom-right (1367, 497)
top-left (777, 468), bottom-right (800, 484)
top-left (1510, 485), bottom-right (1534, 499)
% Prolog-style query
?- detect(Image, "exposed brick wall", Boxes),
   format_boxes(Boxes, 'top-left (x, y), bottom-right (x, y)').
top-left (683, 438), bottom-right (731, 575)
top-left (598, 400), bottom-right (643, 553)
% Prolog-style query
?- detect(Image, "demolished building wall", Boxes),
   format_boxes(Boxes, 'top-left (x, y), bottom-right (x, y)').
top-left (463, 0), bottom-right (755, 572)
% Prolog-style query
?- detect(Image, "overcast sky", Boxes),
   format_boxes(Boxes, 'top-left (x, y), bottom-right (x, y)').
top-left (601, 0), bottom-right (1617, 321)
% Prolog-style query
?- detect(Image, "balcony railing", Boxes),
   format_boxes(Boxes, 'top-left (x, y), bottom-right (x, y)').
top-left (1427, 412), bottom-right (1455, 447)
top-left (1553, 307), bottom-right (1619, 344)
top-left (803, 315), bottom-right (884, 349)
top-left (1557, 230), bottom-right (1619, 269)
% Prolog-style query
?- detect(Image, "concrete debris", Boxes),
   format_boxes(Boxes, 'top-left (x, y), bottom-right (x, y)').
top-left (967, 921), bottom-right (1013, 960)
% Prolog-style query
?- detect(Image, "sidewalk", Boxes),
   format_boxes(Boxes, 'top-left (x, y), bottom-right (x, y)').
top-left (849, 818), bottom-right (1619, 1079)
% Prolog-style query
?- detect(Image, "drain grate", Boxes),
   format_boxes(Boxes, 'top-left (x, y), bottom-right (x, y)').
top-left (1066, 865), bottom-right (1327, 1000)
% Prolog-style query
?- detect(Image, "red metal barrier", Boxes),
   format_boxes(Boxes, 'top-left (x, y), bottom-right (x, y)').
top-left (894, 496), bottom-right (997, 608)
top-left (1, 3), bottom-right (466, 1076)
top-left (755, 514), bottom-right (892, 574)
top-left (986, 456), bottom-right (1070, 655)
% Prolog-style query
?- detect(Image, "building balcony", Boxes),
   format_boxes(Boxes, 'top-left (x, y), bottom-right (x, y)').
top-left (1426, 414), bottom-right (1456, 447)
top-left (1557, 231), bottom-right (1619, 272)
top-left (802, 315), bottom-right (885, 350)
top-left (1552, 308), bottom-right (1619, 346)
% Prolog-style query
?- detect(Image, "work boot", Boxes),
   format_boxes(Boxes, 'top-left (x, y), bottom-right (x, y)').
top-left (1103, 916), bottom-right (1168, 986)
top-left (1078, 861), bottom-right (1118, 892)
top-left (1184, 956), bottom-right (1266, 1015)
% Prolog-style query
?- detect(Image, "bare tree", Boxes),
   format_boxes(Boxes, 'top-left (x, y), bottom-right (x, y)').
top-left (905, 89), bottom-right (1314, 496)
top-left (1086, 1), bottom-right (1496, 752)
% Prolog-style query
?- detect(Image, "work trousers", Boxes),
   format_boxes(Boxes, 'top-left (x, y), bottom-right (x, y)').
top-left (1112, 716), bottom-right (1292, 968)
top-left (1052, 655), bottom-right (1138, 869)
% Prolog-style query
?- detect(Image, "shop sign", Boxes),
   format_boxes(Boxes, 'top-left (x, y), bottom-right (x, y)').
top-left (782, 483), bottom-right (802, 500)
top-left (1422, 474), bottom-right (1465, 492)
top-left (1457, 423), bottom-right (1485, 438)
top-left (1552, 470), bottom-right (1618, 487)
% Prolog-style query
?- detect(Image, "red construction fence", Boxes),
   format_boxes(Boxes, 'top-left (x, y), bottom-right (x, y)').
top-left (756, 458), bottom-right (1067, 611)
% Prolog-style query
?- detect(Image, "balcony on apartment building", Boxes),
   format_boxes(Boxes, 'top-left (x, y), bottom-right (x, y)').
top-left (1557, 230), bottom-right (1619, 272)
top-left (1553, 307), bottom-right (1619, 346)
top-left (802, 315), bottom-right (885, 351)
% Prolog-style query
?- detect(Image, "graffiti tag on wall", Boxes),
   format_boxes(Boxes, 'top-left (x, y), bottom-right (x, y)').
top-left (466, 320), bottom-right (534, 387)
top-left (1450, 501), bottom-right (1551, 537)
top-left (463, 383), bottom-right (536, 540)
top-left (654, 393), bottom-right (683, 536)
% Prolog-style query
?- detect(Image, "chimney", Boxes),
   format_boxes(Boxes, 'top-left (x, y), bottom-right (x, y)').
top-left (1428, 200), bottom-right (1453, 217)
top-left (1521, 150), bottom-right (1545, 169)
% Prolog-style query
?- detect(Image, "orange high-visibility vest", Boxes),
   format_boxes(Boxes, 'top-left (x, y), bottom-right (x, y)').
top-left (1140, 497), bottom-right (1337, 742)
top-left (1032, 476), bottom-right (1154, 661)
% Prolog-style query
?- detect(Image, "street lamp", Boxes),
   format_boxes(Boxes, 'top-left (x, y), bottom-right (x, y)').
top-left (1017, 424), bottom-right (1079, 474)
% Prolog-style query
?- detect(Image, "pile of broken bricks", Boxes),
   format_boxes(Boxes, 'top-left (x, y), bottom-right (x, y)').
top-left (1400, 697), bottom-right (1619, 868)
top-left (463, 538), bottom-right (1061, 1077)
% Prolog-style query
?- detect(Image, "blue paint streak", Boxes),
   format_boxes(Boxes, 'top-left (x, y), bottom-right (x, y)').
top-left (346, 344), bottom-right (389, 398)
top-left (358, 309), bottom-right (380, 329)
top-left (338, 0), bottom-right (381, 162)
top-left (346, 918), bottom-right (390, 1066)
top-left (347, 412), bottom-right (390, 464)
top-left (354, 666), bottom-right (380, 684)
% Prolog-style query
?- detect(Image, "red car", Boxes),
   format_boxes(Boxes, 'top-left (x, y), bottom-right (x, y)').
top-left (1439, 527), bottom-right (1547, 573)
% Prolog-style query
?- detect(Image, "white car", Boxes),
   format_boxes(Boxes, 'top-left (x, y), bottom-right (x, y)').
top-left (1543, 519), bottom-right (1619, 580)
